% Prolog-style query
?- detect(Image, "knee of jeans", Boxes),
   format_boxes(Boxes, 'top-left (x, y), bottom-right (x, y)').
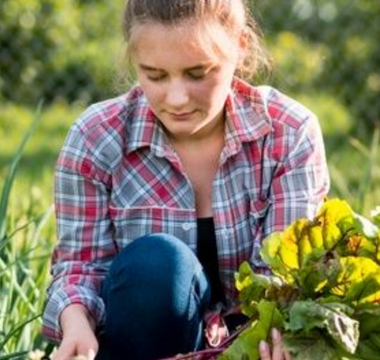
top-left (104, 233), bottom-right (208, 301)
top-left (108, 233), bottom-right (198, 278)
top-left (101, 233), bottom-right (209, 324)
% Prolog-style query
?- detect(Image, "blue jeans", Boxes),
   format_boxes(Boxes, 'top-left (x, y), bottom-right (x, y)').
top-left (96, 233), bottom-right (211, 360)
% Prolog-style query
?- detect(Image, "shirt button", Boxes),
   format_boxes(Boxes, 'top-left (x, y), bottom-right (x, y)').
top-left (182, 222), bottom-right (192, 231)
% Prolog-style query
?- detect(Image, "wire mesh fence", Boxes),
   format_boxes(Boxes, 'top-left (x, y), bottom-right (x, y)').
top-left (1, 0), bottom-right (379, 126)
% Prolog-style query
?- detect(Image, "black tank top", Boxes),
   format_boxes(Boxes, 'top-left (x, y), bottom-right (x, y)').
top-left (197, 217), bottom-right (225, 305)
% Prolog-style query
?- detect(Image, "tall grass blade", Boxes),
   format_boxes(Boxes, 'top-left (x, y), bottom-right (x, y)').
top-left (0, 351), bottom-right (29, 360)
top-left (0, 313), bottom-right (42, 350)
top-left (0, 101), bottom-right (43, 246)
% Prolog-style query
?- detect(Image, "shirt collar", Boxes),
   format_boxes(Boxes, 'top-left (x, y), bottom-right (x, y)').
top-left (221, 77), bottom-right (272, 161)
top-left (125, 78), bottom-right (272, 158)
top-left (125, 89), bottom-right (173, 158)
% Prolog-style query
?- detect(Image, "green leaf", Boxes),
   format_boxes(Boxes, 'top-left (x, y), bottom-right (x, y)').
top-left (0, 351), bottom-right (30, 360)
top-left (286, 301), bottom-right (359, 354)
top-left (355, 338), bottom-right (380, 360)
top-left (344, 273), bottom-right (380, 304)
top-left (316, 199), bottom-right (354, 251)
top-left (219, 300), bottom-right (283, 360)
top-left (283, 334), bottom-right (343, 360)
top-left (356, 304), bottom-right (380, 337)
top-left (235, 262), bottom-right (284, 317)
top-left (331, 256), bottom-right (380, 302)
top-left (260, 231), bottom-right (298, 283)
top-left (299, 252), bottom-right (342, 297)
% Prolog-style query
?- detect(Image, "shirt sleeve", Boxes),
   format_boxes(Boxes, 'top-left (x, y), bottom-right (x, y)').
top-left (42, 123), bottom-right (117, 343)
top-left (263, 112), bottom-right (330, 238)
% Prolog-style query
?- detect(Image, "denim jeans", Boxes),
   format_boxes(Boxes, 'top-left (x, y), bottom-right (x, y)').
top-left (95, 233), bottom-right (211, 360)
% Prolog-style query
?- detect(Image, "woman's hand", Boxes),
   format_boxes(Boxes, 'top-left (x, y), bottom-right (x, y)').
top-left (52, 304), bottom-right (98, 360)
top-left (259, 328), bottom-right (291, 360)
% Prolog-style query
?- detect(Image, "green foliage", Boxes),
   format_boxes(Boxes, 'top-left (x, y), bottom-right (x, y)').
top-left (0, 102), bottom-right (42, 242)
top-left (0, 107), bottom-right (55, 359)
top-left (253, 0), bottom-right (380, 133)
top-left (0, 0), bottom-right (125, 105)
top-left (222, 199), bottom-right (380, 360)
top-left (267, 32), bottom-right (327, 94)
top-left (219, 300), bottom-right (283, 360)
top-left (0, 101), bottom-right (82, 201)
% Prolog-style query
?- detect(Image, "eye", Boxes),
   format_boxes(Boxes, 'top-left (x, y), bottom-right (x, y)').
top-left (187, 71), bottom-right (206, 80)
top-left (187, 66), bottom-right (216, 80)
top-left (147, 73), bottom-right (167, 82)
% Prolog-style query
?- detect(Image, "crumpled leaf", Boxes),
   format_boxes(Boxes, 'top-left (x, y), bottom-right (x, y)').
top-left (219, 300), bottom-right (283, 360)
top-left (283, 334), bottom-right (344, 360)
top-left (286, 301), bottom-right (359, 354)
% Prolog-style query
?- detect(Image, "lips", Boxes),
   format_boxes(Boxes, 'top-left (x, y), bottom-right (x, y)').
top-left (168, 111), bottom-right (196, 120)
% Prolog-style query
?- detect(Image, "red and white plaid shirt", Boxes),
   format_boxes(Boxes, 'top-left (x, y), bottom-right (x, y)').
top-left (42, 78), bottom-right (330, 343)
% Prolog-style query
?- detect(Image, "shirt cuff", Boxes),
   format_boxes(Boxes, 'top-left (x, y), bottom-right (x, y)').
top-left (42, 284), bottom-right (105, 343)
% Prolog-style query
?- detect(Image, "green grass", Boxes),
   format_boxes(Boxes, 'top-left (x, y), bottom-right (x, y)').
top-left (0, 101), bottom-right (83, 207)
top-left (0, 101), bottom-right (83, 359)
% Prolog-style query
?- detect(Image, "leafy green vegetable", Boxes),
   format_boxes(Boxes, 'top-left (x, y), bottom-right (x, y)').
top-left (219, 300), bottom-right (283, 360)
top-left (286, 301), bottom-right (358, 354)
top-left (219, 198), bottom-right (380, 360)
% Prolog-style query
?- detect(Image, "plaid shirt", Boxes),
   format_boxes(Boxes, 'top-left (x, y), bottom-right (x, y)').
top-left (42, 78), bottom-right (330, 343)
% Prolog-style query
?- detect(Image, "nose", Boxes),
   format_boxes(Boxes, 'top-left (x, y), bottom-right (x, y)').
top-left (165, 78), bottom-right (189, 109)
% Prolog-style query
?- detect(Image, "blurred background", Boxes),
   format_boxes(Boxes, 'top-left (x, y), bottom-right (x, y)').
top-left (0, 0), bottom-right (379, 358)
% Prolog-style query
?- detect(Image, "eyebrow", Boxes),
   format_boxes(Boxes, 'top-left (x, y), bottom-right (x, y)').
top-left (138, 64), bottom-right (211, 72)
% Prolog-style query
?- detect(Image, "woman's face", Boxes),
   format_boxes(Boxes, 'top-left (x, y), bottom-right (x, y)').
top-left (133, 21), bottom-right (242, 141)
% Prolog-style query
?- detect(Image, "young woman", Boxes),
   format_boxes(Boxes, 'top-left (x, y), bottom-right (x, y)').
top-left (43, 1), bottom-right (330, 359)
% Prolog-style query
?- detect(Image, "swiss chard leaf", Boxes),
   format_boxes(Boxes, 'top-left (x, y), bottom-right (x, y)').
top-left (235, 262), bottom-right (284, 317)
top-left (286, 301), bottom-right (359, 354)
top-left (219, 300), bottom-right (283, 360)
top-left (283, 334), bottom-right (347, 360)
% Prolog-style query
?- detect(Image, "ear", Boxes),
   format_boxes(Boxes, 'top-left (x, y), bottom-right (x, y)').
top-left (237, 29), bottom-right (249, 67)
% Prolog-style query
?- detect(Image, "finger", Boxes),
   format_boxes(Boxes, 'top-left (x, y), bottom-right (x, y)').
top-left (271, 328), bottom-right (285, 360)
top-left (77, 345), bottom-right (97, 360)
top-left (51, 342), bottom-right (76, 360)
top-left (77, 339), bottom-right (98, 360)
top-left (259, 340), bottom-right (271, 360)
top-left (87, 349), bottom-right (96, 360)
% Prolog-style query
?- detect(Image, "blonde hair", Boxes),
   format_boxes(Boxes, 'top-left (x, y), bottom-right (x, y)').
top-left (121, 0), bottom-right (272, 82)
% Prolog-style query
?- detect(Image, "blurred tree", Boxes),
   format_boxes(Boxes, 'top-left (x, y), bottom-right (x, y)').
top-left (0, 0), bottom-right (124, 105)
top-left (252, 0), bottom-right (380, 131)
top-left (0, 0), bottom-right (378, 132)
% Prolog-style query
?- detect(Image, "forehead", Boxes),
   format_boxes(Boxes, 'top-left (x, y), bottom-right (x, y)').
top-left (132, 21), bottom-right (233, 68)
